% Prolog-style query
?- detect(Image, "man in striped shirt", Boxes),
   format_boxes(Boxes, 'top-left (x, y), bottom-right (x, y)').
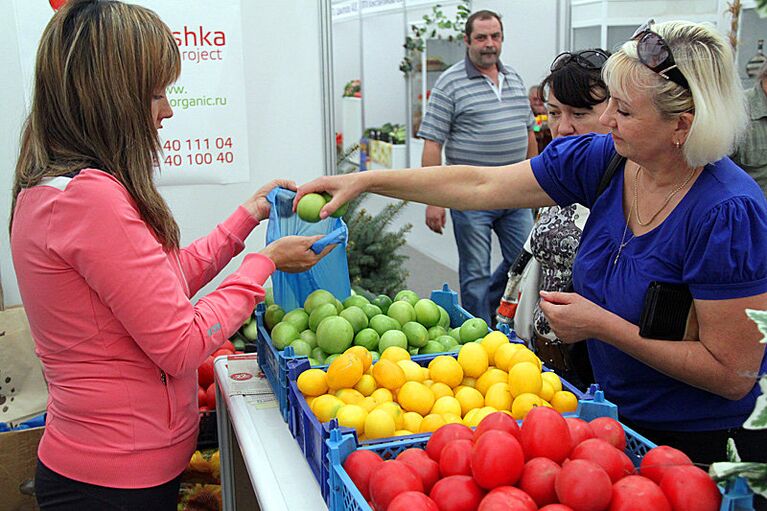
top-left (418, 9), bottom-right (537, 325)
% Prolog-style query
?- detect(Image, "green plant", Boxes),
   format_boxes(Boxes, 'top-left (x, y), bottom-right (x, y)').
top-left (364, 123), bottom-right (407, 145)
top-left (399, 1), bottom-right (470, 75)
top-left (708, 308), bottom-right (767, 498)
top-left (336, 142), bottom-right (359, 172)
top-left (342, 196), bottom-right (412, 297)
top-left (757, 0), bottom-right (767, 17)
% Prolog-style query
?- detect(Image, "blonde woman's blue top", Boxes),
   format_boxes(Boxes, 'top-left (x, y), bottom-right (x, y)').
top-left (530, 133), bottom-right (767, 431)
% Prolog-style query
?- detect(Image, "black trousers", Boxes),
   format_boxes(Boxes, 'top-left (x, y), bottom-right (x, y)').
top-left (35, 460), bottom-right (182, 511)
top-left (620, 419), bottom-right (767, 511)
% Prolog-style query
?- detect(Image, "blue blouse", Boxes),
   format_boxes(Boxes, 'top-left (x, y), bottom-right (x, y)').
top-left (531, 133), bottom-right (767, 431)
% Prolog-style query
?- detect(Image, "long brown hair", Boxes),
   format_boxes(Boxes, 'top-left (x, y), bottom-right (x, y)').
top-left (12, 0), bottom-right (182, 249)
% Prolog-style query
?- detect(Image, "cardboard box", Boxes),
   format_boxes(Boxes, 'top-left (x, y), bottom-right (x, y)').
top-left (0, 426), bottom-right (43, 511)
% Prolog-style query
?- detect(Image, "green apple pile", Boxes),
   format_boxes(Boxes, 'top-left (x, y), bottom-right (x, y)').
top-left (264, 289), bottom-right (489, 366)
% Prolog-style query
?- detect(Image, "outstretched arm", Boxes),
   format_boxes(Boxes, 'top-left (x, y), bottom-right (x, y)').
top-left (297, 159), bottom-right (555, 220)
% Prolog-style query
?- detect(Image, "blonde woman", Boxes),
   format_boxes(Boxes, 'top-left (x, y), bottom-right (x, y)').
top-left (11, 1), bottom-right (330, 508)
top-left (300, 21), bottom-right (767, 465)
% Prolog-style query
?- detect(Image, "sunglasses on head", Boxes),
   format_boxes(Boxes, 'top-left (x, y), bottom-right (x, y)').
top-left (550, 49), bottom-right (610, 73)
top-left (631, 19), bottom-right (690, 90)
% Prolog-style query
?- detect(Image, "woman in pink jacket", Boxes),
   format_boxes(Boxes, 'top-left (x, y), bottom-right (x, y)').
top-left (10, 1), bottom-right (330, 509)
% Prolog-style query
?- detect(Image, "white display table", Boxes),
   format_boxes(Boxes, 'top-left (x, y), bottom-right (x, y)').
top-left (214, 356), bottom-right (327, 511)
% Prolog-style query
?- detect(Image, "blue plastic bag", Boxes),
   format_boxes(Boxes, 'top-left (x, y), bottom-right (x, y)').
top-left (266, 187), bottom-right (351, 311)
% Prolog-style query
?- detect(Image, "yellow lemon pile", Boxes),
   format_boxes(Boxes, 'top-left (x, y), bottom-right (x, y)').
top-left (295, 333), bottom-right (579, 441)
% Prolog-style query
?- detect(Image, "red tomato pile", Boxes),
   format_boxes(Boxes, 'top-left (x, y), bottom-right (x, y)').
top-left (343, 407), bottom-right (723, 511)
top-left (197, 341), bottom-right (239, 411)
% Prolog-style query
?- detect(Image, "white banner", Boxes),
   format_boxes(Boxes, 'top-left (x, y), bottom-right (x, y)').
top-left (331, 0), bottom-right (405, 21)
top-left (12, 0), bottom-right (249, 186)
top-left (332, 0), bottom-right (359, 21)
top-left (360, 0), bottom-right (404, 15)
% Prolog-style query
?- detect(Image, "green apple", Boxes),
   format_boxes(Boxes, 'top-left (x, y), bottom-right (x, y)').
top-left (459, 317), bottom-right (489, 344)
top-left (369, 314), bottom-right (401, 337)
top-left (297, 193), bottom-right (327, 223)
top-left (303, 289), bottom-right (335, 315)
top-left (372, 294), bottom-right (393, 314)
top-left (379, 330), bottom-right (408, 353)
top-left (387, 301), bottom-right (416, 327)
top-left (242, 321), bottom-right (258, 341)
top-left (311, 347), bottom-right (327, 364)
top-left (343, 295), bottom-right (370, 309)
top-left (264, 304), bottom-right (285, 331)
top-left (339, 306), bottom-right (369, 334)
top-left (308, 302), bottom-right (338, 331)
top-left (289, 339), bottom-right (312, 357)
top-left (282, 308), bottom-right (309, 332)
top-left (402, 321), bottom-right (429, 348)
top-left (316, 316), bottom-right (355, 354)
top-left (321, 192), bottom-right (349, 218)
top-left (361, 303), bottom-right (382, 320)
top-left (394, 289), bottom-right (419, 307)
top-left (270, 322), bottom-right (299, 350)
top-left (428, 325), bottom-right (448, 340)
top-left (419, 340), bottom-right (445, 354)
top-left (414, 299), bottom-right (440, 328)
top-left (436, 335), bottom-right (459, 351)
top-left (300, 329), bottom-right (317, 349)
top-left (354, 328), bottom-right (380, 351)
top-left (437, 305), bottom-right (451, 329)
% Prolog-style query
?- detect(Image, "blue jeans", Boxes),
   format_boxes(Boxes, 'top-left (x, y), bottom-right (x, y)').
top-left (450, 208), bottom-right (533, 325)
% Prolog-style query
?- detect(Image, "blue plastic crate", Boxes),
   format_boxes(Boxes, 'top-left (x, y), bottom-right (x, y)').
top-left (287, 354), bottom-right (445, 502)
top-left (286, 343), bottom-right (587, 503)
top-left (256, 284), bottom-right (476, 421)
top-left (254, 303), bottom-right (292, 419)
top-left (325, 391), bottom-right (754, 511)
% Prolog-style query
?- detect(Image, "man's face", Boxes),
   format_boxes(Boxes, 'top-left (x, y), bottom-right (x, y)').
top-left (465, 17), bottom-right (503, 70)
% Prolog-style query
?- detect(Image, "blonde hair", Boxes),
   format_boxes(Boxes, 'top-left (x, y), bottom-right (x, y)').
top-left (12, 0), bottom-right (182, 249)
top-left (603, 21), bottom-right (747, 168)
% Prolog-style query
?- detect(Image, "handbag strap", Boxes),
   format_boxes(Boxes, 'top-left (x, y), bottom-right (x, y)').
top-left (562, 152), bottom-right (625, 293)
top-left (595, 152), bottom-right (626, 199)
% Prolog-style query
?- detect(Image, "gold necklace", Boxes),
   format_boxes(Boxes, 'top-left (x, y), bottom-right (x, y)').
top-left (633, 164), bottom-right (697, 227)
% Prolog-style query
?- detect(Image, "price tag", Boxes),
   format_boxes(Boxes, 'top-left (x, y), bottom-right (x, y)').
top-left (226, 354), bottom-right (273, 397)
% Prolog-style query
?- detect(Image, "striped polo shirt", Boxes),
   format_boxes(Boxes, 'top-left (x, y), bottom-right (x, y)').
top-left (418, 54), bottom-right (534, 166)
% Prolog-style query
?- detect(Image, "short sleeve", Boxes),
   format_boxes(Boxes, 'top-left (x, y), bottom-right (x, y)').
top-left (530, 133), bottom-right (616, 208)
top-left (417, 83), bottom-right (454, 144)
top-left (684, 197), bottom-right (767, 300)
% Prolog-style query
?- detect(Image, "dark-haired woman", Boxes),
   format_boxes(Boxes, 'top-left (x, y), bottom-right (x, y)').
top-left (497, 49), bottom-right (611, 389)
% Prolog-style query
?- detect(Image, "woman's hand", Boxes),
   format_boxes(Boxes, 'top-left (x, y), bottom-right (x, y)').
top-left (260, 235), bottom-right (335, 273)
top-left (243, 179), bottom-right (297, 221)
top-left (538, 290), bottom-right (606, 343)
top-left (295, 173), bottom-right (366, 220)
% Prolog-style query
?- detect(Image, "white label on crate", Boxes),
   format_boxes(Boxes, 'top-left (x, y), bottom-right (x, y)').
top-left (227, 355), bottom-right (274, 396)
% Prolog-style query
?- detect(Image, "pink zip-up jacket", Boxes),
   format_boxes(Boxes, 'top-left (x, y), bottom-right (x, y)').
top-left (10, 169), bottom-right (275, 488)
